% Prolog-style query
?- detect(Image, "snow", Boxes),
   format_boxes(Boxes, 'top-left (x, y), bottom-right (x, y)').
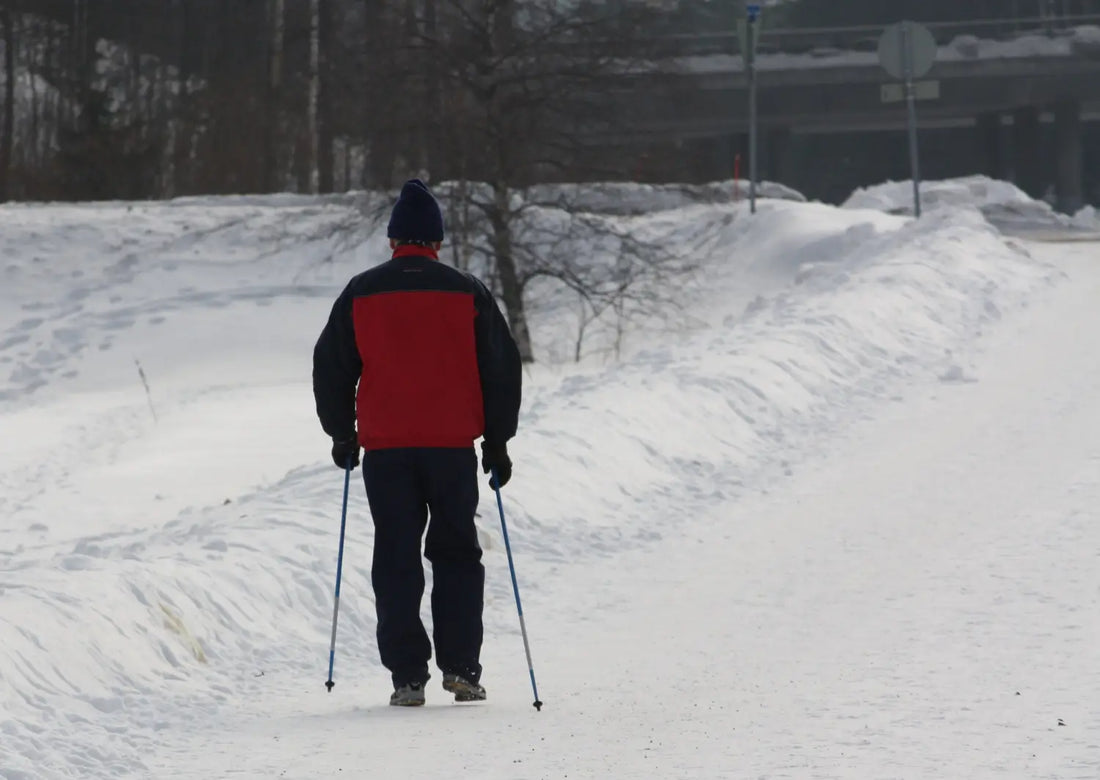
top-left (844, 175), bottom-right (1037, 214)
top-left (843, 175), bottom-right (1100, 238)
top-left (1070, 24), bottom-right (1100, 54)
top-left (1071, 204), bottom-right (1100, 231)
top-left (518, 180), bottom-right (805, 216)
top-left (2, 180), bottom-right (1099, 779)
top-left (679, 25), bottom-right (1100, 74)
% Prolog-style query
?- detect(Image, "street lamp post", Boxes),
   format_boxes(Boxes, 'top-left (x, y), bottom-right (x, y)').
top-left (740, 3), bottom-right (762, 214)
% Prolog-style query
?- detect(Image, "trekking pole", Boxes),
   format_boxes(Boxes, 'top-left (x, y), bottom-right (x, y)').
top-left (492, 470), bottom-right (543, 712)
top-left (324, 459), bottom-right (352, 692)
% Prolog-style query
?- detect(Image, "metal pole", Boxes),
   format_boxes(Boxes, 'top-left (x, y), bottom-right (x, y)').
top-left (747, 14), bottom-right (758, 214)
top-left (902, 22), bottom-right (922, 218)
top-left (324, 461), bottom-right (352, 692)
top-left (492, 471), bottom-right (543, 712)
top-left (1042, 0), bottom-right (1056, 32)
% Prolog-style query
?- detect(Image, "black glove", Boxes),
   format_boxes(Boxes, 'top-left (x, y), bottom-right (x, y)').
top-left (480, 440), bottom-right (512, 489)
top-left (331, 435), bottom-right (360, 470)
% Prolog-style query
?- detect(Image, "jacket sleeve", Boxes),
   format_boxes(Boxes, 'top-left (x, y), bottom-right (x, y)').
top-left (312, 282), bottom-right (362, 441)
top-left (472, 279), bottom-right (522, 445)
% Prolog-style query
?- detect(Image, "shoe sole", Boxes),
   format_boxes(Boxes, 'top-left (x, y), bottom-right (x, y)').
top-left (390, 688), bottom-right (426, 707)
top-left (442, 679), bottom-right (486, 702)
top-left (390, 699), bottom-right (425, 707)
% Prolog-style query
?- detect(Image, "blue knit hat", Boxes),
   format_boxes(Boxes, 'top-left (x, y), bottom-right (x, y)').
top-left (387, 179), bottom-right (444, 242)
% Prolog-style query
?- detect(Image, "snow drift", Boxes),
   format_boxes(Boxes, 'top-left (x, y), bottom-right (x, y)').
top-left (0, 181), bottom-right (1061, 778)
top-left (844, 175), bottom-right (1100, 237)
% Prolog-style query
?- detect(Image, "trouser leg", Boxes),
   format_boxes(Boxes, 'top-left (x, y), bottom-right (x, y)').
top-left (421, 448), bottom-right (484, 683)
top-left (363, 449), bottom-right (431, 687)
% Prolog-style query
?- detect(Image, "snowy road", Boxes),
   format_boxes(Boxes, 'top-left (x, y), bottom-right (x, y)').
top-left (2, 189), bottom-right (1098, 779)
top-left (144, 246), bottom-right (1099, 779)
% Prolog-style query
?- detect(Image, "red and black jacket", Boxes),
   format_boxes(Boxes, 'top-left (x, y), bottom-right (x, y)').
top-left (312, 246), bottom-right (522, 451)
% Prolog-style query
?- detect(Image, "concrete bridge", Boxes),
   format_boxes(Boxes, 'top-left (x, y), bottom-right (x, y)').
top-left (621, 14), bottom-right (1100, 212)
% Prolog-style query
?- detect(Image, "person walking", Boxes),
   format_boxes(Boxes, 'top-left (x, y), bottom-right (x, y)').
top-left (312, 179), bottom-right (522, 706)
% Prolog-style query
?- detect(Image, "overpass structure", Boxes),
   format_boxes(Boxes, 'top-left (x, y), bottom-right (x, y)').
top-left (625, 15), bottom-right (1100, 212)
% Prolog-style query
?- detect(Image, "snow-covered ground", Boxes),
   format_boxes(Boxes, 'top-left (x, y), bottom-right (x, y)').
top-left (844, 175), bottom-right (1100, 239)
top-left (1, 181), bottom-right (1098, 779)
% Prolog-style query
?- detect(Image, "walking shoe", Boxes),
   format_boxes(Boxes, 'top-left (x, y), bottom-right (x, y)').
top-left (442, 673), bottom-right (486, 702)
top-left (389, 681), bottom-right (426, 707)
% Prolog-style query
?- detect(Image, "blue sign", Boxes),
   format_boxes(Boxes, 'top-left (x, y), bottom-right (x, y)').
top-left (747, 3), bottom-right (761, 21)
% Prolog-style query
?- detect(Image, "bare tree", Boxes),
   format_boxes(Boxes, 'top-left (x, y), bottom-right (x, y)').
top-left (399, 0), bottom-right (669, 362)
top-left (0, 1), bottom-right (14, 202)
top-left (516, 196), bottom-right (695, 363)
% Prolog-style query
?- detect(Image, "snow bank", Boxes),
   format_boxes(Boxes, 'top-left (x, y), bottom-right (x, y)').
top-left (843, 175), bottom-right (1100, 237)
top-left (844, 175), bottom-right (1038, 214)
top-left (519, 202), bottom-right (1054, 530)
top-left (519, 180), bottom-right (805, 215)
top-left (1070, 24), bottom-right (1100, 56)
top-left (1072, 204), bottom-right (1100, 231)
top-left (0, 185), bottom-right (1059, 778)
top-left (0, 193), bottom-right (391, 405)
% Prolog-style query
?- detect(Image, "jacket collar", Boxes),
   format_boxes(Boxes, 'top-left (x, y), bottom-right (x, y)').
top-left (392, 244), bottom-right (439, 260)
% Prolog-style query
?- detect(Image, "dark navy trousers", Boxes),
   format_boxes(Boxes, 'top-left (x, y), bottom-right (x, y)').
top-left (362, 447), bottom-right (484, 688)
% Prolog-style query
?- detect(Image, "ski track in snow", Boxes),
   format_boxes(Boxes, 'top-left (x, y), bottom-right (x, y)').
top-left (1, 187), bottom-right (1096, 779)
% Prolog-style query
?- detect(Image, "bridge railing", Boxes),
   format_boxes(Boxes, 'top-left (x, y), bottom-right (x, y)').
top-left (653, 14), bottom-right (1100, 58)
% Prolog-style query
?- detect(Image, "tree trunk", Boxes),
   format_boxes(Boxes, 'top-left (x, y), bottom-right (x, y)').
top-left (318, 0), bottom-right (333, 193)
top-left (490, 182), bottom-right (534, 363)
top-left (29, 17), bottom-right (40, 177)
top-left (308, 0), bottom-right (320, 193)
top-left (0, 3), bottom-right (14, 202)
top-left (423, 0), bottom-right (441, 177)
top-left (76, 0), bottom-right (93, 123)
top-left (265, 0), bottom-right (285, 192)
top-left (173, 0), bottom-right (195, 195)
top-left (69, 0), bottom-right (80, 125)
top-left (361, 0), bottom-right (382, 187)
top-left (400, 0), bottom-right (423, 178)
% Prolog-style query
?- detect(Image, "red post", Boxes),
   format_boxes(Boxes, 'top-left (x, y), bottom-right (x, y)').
top-left (733, 153), bottom-right (742, 202)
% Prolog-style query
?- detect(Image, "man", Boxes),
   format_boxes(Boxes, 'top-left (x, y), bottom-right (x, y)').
top-left (312, 179), bottom-right (522, 707)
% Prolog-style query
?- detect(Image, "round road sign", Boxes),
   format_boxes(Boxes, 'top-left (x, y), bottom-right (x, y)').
top-left (878, 21), bottom-right (937, 80)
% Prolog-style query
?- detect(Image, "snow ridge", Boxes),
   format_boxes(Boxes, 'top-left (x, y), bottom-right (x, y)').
top-left (0, 185), bottom-right (1060, 778)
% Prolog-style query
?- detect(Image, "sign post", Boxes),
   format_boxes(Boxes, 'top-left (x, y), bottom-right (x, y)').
top-left (738, 4), bottom-right (762, 213)
top-left (878, 21), bottom-right (937, 218)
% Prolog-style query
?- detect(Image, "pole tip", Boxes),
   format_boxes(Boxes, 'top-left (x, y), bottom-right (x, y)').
top-left (533, 700), bottom-right (543, 711)
top-left (325, 680), bottom-right (335, 692)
